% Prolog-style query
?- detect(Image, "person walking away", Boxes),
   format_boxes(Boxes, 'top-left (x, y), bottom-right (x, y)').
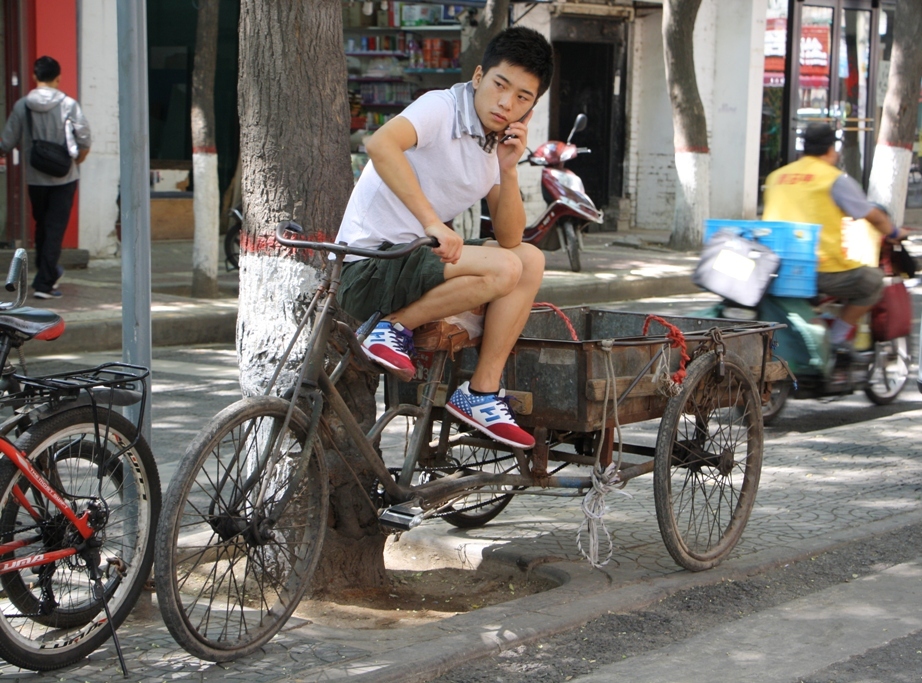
top-left (762, 123), bottom-right (909, 356)
top-left (334, 27), bottom-right (554, 451)
top-left (0, 55), bottom-right (91, 299)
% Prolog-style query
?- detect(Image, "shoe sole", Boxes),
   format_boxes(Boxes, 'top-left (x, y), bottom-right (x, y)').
top-left (360, 345), bottom-right (415, 383)
top-left (445, 402), bottom-right (534, 450)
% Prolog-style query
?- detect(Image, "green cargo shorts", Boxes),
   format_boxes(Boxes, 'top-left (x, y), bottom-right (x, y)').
top-left (337, 238), bottom-right (488, 322)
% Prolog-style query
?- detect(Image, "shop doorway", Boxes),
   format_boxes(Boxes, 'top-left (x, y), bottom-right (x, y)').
top-left (1, 0), bottom-right (27, 248)
top-left (784, 0), bottom-right (881, 188)
top-left (550, 21), bottom-right (627, 215)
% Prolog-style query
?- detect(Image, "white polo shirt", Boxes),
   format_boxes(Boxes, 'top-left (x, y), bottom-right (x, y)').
top-left (335, 83), bottom-right (501, 260)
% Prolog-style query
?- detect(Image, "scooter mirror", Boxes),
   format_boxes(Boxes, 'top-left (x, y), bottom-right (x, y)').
top-left (567, 113), bottom-right (588, 143)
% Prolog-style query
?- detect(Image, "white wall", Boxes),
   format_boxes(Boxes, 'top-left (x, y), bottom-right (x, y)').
top-left (509, 4), bottom-right (552, 226)
top-left (77, 0), bottom-right (120, 257)
top-left (627, 8), bottom-right (675, 231)
top-left (710, 0), bottom-right (766, 219)
top-left (627, 0), bottom-right (766, 231)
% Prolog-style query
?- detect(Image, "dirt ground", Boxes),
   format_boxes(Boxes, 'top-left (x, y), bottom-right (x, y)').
top-left (295, 564), bottom-right (558, 630)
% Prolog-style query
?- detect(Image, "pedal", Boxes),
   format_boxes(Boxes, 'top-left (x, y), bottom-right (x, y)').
top-left (378, 503), bottom-right (423, 531)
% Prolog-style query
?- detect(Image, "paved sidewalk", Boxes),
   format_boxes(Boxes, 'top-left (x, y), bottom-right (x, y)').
top-left (3, 382), bottom-right (918, 683)
top-left (9, 232), bottom-right (700, 357)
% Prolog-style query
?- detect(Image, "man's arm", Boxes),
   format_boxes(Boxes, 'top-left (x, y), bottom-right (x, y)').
top-left (831, 175), bottom-right (909, 241)
top-left (483, 110), bottom-right (532, 248)
top-left (364, 116), bottom-right (462, 264)
top-left (484, 170), bottom-right (526, 249)
top-left (0, 105), bottom-right (22, 154)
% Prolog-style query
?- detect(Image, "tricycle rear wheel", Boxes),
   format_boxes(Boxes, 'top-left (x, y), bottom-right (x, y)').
top-left (653, 351), bottom-right (763, 571)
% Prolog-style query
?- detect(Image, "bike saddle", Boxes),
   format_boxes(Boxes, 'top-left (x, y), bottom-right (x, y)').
top-left (0, 307), bottom-right (65, 342)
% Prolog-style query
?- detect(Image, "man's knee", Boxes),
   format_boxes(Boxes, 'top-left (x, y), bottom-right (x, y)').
top-left (853, 267), bottom-right (884, 307)
top-left (488, 250), bottom-right (523, 294)
top-left (515, 241), bottom-right (545, 277)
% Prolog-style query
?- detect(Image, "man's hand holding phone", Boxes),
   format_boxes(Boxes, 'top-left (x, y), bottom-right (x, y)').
top-left (497, 108), bottom-right (532, 171)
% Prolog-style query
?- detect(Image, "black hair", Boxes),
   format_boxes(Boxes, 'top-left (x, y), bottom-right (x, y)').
top-left (34, 56), bottom-right (61, 83)
top-left (481, 26), bottom-right (554, 97)
top-left (802, 122), bottom-right (837, 156)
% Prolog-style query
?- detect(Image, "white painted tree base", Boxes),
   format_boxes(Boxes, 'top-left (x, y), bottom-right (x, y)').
top-left (673, 151), bottom-right (711, 249)
top-left (237, 252), bottom-right (321, 396)
top-left (868, 144), bottom-right (912, 228)
top-left (192, 151), bottom-right (220, 279)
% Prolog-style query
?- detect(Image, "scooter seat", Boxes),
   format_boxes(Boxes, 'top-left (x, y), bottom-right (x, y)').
top-left (0, 307), bottom-right (65, 341)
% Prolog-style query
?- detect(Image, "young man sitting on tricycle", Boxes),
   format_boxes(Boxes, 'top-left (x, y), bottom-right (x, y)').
top-left (333, 27), bottom-right (554, 451)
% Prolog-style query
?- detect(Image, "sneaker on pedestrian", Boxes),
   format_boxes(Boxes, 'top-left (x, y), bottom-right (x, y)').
top-left (446, 381), bottom-right (535, 450)
top-left (53, 266), bottom-right (64, 291)
top-left (361, 321), bottom-right (416, 381)
top-left (33, 290), bottom-right (63, 300)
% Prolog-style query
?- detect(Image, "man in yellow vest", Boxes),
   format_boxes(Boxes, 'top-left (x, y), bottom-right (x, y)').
top-left (763, 123), bottom-right (909, 351)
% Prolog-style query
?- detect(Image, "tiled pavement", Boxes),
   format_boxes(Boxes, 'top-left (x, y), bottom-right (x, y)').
top-left (3, 401), bottom-right (920, 682)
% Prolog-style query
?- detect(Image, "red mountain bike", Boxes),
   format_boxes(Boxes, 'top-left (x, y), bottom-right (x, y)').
top-left (0, 250), bottom-right (160, 673)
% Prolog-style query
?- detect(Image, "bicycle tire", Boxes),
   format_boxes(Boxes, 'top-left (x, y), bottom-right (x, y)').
top-left (0, 407), bottom-right (160, 671)
top-left (440, 436), bottom-right (517, 528)
top-left (225, 222), bottom-right (241, 270)
top-left (155, 396), bottom-right (329, 662)
top-left (653, 352), bottom-right (763, 571)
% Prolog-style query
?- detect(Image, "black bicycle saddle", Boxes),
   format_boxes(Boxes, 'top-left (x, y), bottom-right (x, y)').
top-left (0, 307), bottom-right (65, 342)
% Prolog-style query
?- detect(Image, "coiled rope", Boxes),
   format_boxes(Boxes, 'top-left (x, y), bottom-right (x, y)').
top-left (576, 339), bottom-right (632, 568)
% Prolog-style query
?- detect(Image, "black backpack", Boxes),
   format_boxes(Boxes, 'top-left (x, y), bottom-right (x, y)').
top-left (26, 105), bottom-right (72, 177)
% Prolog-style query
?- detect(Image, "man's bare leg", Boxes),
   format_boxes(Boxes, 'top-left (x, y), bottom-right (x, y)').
top-left (384, 241), bottom-right (544, 391)
top-left (469, 242), bottom-right (544, 392)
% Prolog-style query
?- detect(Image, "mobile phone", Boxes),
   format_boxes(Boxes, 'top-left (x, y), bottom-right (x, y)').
top-left (500, 106), bottom-right (534, 143)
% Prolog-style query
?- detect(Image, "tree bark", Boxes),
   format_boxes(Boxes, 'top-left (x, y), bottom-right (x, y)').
top-left (460, 0), bottom-right (510, 82)
top-left (237, 0), bottom-right (387, 595)
top-left (191, 0), bottom-right (220, 298)
top-left (868, 0), bottom-right (922, 228)
top-left (662, 0), bottom-right (710, 250)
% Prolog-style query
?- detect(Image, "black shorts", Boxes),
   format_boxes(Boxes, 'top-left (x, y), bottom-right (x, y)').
top-left (816, 267), bottom-right (884, 307)
top-left (336, 238), bottom-right (487, 323)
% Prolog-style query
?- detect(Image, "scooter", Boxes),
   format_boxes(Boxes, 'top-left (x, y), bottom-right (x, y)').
top-left (480, 113), bottom-right (603, 272)
top-left (699, 239), bottom-right (912, 424)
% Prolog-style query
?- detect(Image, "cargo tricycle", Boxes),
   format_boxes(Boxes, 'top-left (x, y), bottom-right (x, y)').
top-left (154, 222), bottom-right (785, 662)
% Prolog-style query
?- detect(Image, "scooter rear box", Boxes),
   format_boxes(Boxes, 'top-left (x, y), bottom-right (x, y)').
top-left (704, 219), bottom-right (820, 297)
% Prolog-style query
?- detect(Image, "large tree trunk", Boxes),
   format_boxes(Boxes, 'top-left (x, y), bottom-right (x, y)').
top-left (460, 0), bottom-right (509, 81)
top-left (237, 0), bottom-right (387, 595)
top-left (454, 0), bottom-right (510, 240)
top-left (191, 0), bottom-right (220, 298)
top-left (662, 0), bottom-right (710, 251)
top-left (868, 0), bottom-right (922, 228)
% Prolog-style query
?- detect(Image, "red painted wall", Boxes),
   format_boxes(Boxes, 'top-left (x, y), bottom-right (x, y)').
top-left (28, 0), bottom-right (79, 249)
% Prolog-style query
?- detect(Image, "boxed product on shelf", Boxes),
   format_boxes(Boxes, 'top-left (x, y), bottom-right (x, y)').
top-left (401, 3), bottom-right (438, 26)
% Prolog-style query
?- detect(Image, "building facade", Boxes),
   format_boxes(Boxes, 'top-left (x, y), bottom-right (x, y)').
top-left (2, 0), bottom-right (919, 258)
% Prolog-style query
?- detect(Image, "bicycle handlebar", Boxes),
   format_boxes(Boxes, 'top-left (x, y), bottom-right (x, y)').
top-left (5, 249), bottom-right (26, 293)
top-left (0, 249), bottom-right (28, 310)
top-left (275, 221), bottom-right (438, 258)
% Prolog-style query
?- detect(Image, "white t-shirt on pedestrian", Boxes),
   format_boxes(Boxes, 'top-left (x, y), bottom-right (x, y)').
top-left (335, 87), bottom-right (501, 260)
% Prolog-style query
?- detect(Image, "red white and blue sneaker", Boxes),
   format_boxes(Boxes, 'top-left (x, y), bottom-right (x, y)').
top-left (445, 381), bottom-right (535, 450)
top-left (361, 321), bottom-right (416, 381)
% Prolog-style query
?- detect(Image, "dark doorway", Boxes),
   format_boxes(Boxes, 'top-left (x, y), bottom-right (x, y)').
top-left (551, 33), bottom-right (626, 213)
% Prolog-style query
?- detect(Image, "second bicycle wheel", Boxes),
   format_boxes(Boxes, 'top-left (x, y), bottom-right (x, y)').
top-left (439, 430), bottom-right (519, 528)
top-left (155, 396), bottom-right (329, 662)
top-left (653, 351), bottom-right (763, 572)
top-left (0, 407), bottom-right (160, 671)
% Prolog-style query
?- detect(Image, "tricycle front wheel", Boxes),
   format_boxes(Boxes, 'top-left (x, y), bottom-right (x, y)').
top-left (653, 351), bottom-right (763, 571)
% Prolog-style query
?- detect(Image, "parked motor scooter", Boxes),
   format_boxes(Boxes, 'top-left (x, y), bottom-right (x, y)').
top-left (480, 113), bottom-right (603, 272)
top-left (699, 238), bottom-right (912, 424)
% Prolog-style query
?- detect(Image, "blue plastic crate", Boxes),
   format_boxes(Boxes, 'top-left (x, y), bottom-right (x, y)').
top-left (704, 219), bottom-right (820, 297)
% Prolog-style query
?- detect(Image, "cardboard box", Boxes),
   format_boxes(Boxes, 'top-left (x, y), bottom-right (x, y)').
top-left (401, 3), bottom-right (437, 26)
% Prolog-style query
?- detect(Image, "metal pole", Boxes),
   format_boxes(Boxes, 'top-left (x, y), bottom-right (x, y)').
top-left (116, 0), bottom-right (152, 443)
